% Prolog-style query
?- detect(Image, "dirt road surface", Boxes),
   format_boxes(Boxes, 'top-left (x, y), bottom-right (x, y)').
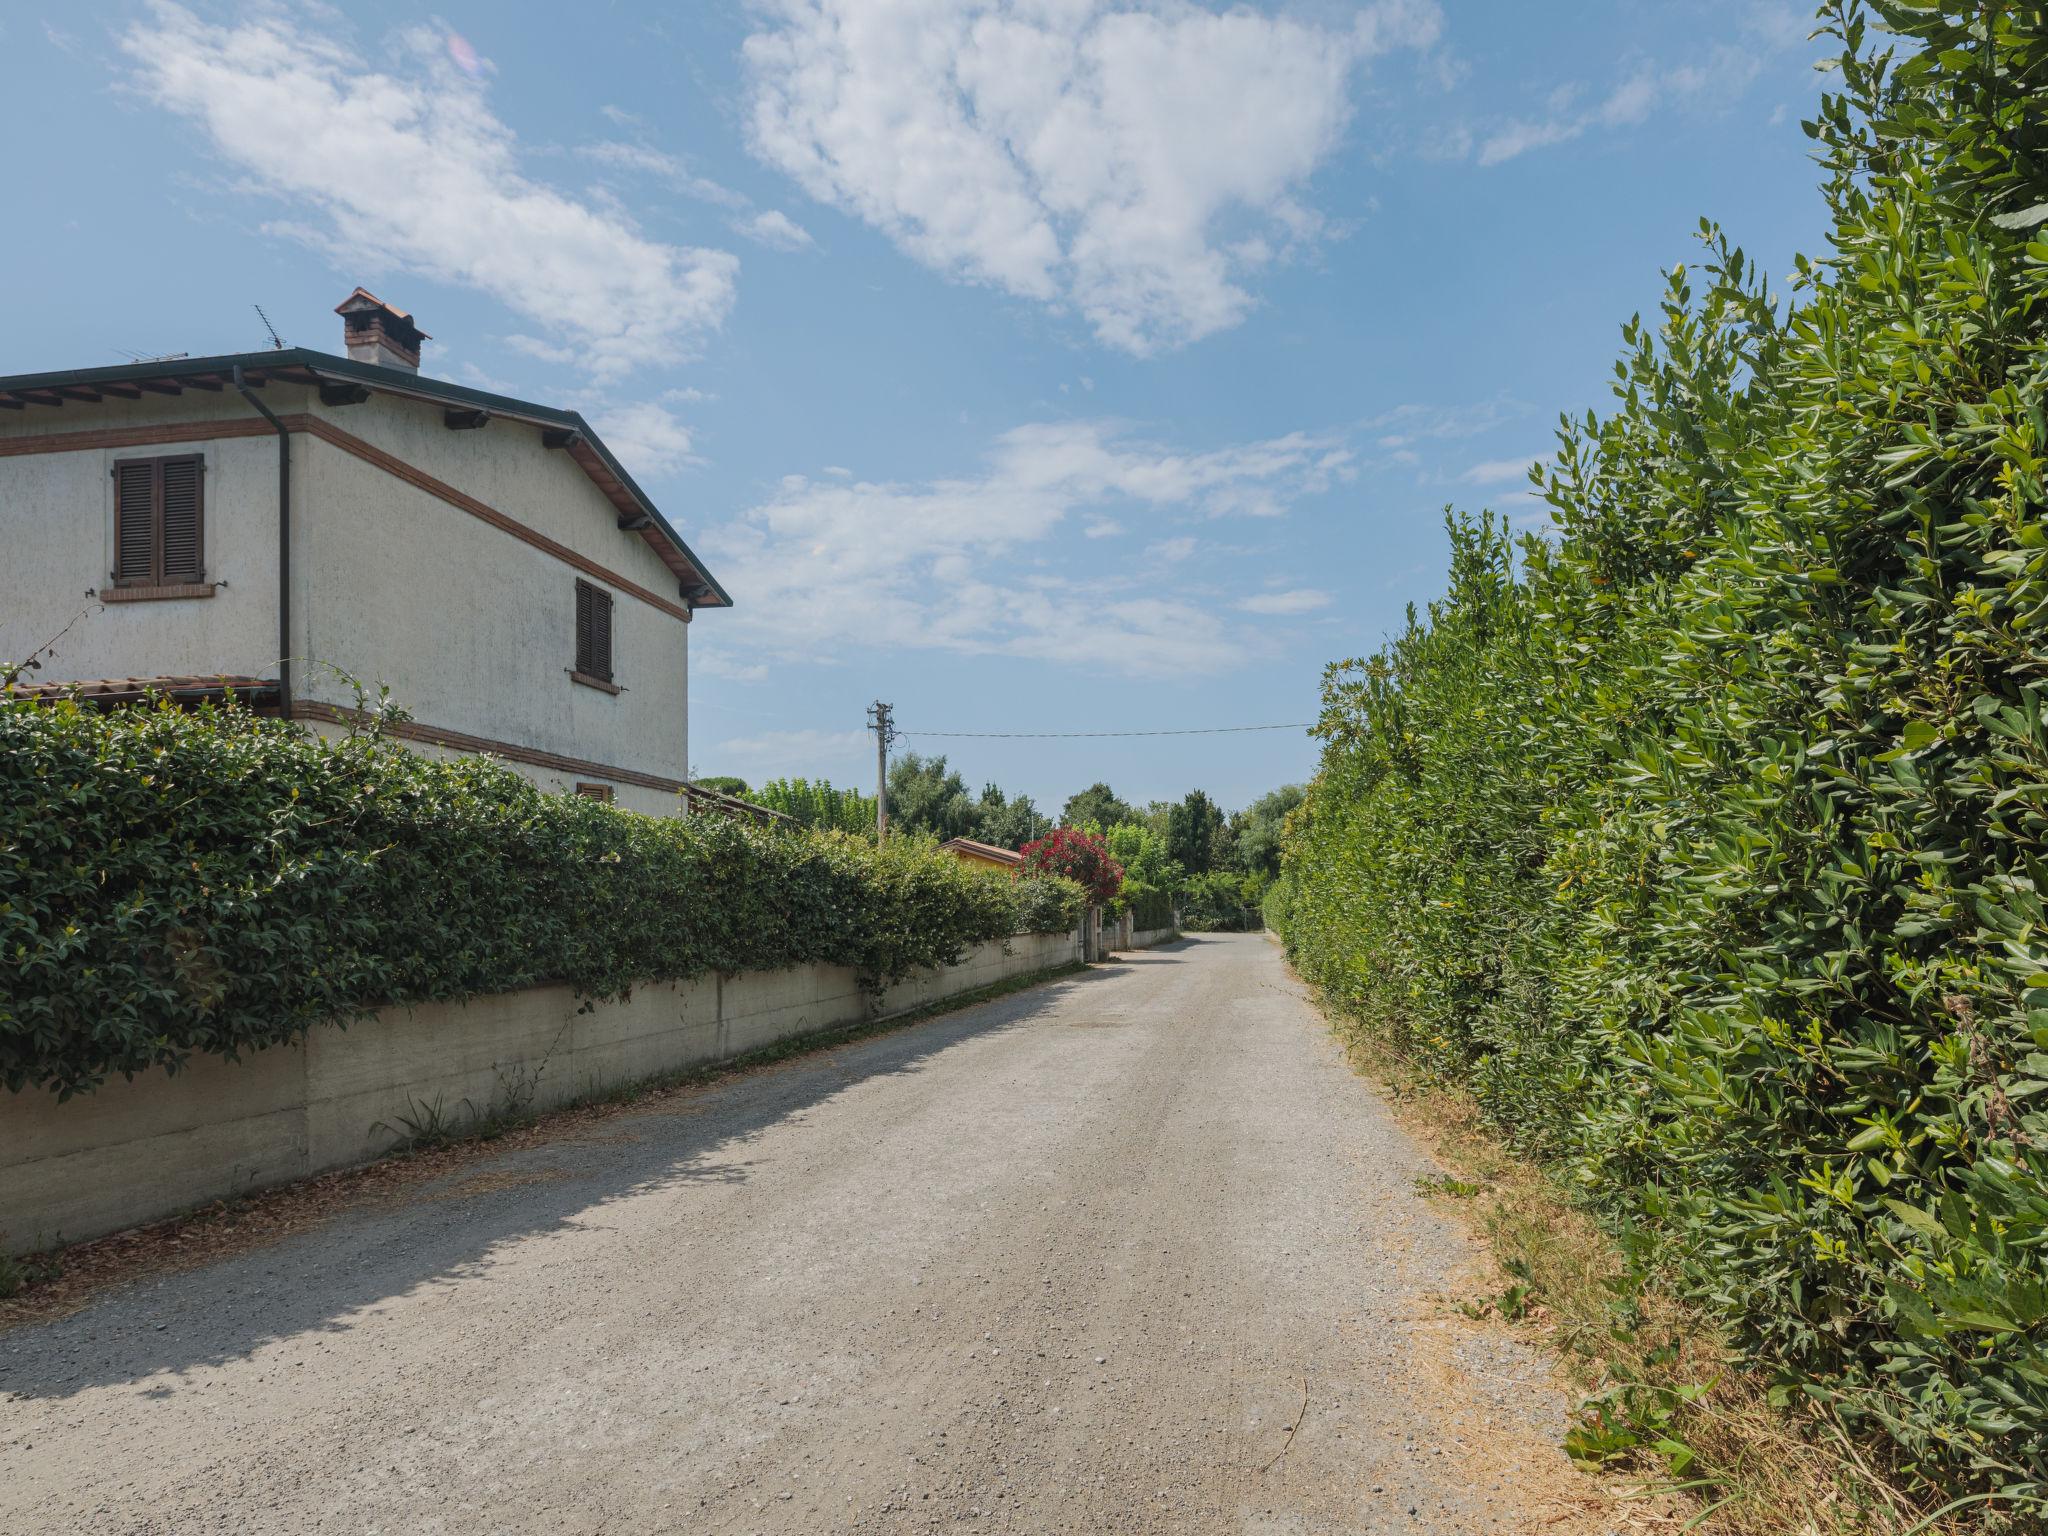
top-left (1, 934), bottom-right (1620, 1535)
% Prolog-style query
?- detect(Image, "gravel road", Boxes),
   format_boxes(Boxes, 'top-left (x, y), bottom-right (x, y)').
top-left (1, 934), bottom-right (1619, 1535)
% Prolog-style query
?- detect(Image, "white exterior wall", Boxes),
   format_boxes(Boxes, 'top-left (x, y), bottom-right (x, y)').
top-left (0, 387), bottom-right (298, 685)
top-left (296, 392), bottom-right (691, 813)
top-left (0, 372), bottom-right (697, 816)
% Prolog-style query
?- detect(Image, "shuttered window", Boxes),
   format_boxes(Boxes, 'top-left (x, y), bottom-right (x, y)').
top-left (574, 579), bottom-right (614, 683)
top-left (574, 782), bottom-right (614, 803)
top-left (112, 455), bottom-right (205, 587)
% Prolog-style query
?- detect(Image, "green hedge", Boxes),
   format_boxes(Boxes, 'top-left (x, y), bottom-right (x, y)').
top-left (1013, 873), bottom-right (1086, 935)
top-left (1127, 888), bottom-right (1176, 932)
top-left (1282, 5), bottom-right (2048, 1496)
top-left (0, 700), bottom-right (1053, 1099)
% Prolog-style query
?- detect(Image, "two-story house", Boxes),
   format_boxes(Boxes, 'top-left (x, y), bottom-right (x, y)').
top-left (1, 290), bottom-right (732, 816)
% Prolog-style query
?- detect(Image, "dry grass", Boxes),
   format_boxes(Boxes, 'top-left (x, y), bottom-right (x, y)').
top-left (1326, 1017), bottom-right (2003, 1536)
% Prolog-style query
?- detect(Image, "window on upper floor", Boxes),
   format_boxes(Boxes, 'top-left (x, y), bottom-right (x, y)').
top-left (573, 578), bottom-right (615, 686)
top-left (112, 455), bottom-right (205, 588)
top-left (574, 782), bottom-right (614, 803)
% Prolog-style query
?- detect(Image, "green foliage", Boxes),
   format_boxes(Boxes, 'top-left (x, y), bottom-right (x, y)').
top-left (753, 776), bottom-right (877, 836)
top-left (694, 775), bottom-right (751, 797)
top-left (975, 783), bottom-right (1052, 849)
top-left (1061, 782), bottom-right (1138, 831)
top-left (1103, 822), bottom-right (1181, 899)
top-left (886, 753), bottom-right (983, 841)
top-left (1281, 3), bottom-right (2048, 1496)
top-left (1013, 874), bottom-right (1086, 935)
top-left (1229, 786), bottom-right (1305, 882)
top-left (1177, 869), bottom-right (1265, 932)
top-left (1166, 789), bottom-right (1227, 876)
top-left (1126, 887), bottom-right (1176, 932)
top-left (0, 700), bottom-right (1059, 1100)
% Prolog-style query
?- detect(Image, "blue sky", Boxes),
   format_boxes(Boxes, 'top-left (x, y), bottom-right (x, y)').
top-left (6, 1), bottom-right (1831, 814)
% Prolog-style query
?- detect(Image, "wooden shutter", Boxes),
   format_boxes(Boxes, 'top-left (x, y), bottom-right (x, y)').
top-left (575, 579), bottom-right (613, 681)
top-left (574, 782), bottom-right (613, 803)
top-left (113, 460), bottom-right (156, 585)
top-left (158, 456), bottom-right (203, 583)
top-left (111, 454), bottom-right (205, 586)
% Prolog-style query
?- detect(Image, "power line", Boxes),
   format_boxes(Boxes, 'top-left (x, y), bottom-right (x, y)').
top-left (896, 723), bottom-right (1314, 739)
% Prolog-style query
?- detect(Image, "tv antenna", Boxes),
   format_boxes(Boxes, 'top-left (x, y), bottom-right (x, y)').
top-left (253, 304), bottom-right (286, 350)
top-left (113, 349), bottom-right (190, 364)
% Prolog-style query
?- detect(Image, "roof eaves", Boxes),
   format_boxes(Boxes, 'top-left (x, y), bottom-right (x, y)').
top-left (0, 350), bottom-right (731, 610)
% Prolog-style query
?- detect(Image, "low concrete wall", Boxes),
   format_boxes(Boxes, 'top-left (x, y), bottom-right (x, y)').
top-left (0, 929), bottom-right (1081, 1255)
top-left (1128, 926), bottom-right (1180, 950)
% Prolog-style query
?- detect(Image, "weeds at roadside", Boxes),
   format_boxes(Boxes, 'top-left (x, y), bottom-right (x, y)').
top-left (1335, 1013), bottom-right (1999, 1536)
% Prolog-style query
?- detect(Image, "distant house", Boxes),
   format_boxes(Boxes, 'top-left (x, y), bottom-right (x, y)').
top-left (0, 289), bottom-right (744, 817)
top-left (938, 837), bottom-right (1024, 871)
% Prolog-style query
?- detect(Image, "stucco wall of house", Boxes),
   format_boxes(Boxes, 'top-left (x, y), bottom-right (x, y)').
top-left (0, 374), bottom-right (699, 812)
top-left (0, 385), bottom-right (298, 685)
top-left (295, 392), bottom-right (691, 809)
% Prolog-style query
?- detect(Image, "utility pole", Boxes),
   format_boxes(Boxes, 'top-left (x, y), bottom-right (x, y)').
top-left (867, 700), bottom-right (895, 841)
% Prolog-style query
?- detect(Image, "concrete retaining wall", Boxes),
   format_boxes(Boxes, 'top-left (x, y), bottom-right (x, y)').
top-left (1128, 926), bottom-right (1180, 950)
top-left (0, 929), bottom-right (1082, 1255)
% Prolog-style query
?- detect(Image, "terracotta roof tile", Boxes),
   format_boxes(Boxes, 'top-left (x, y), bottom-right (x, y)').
top-left (7, 674), bottom-right (277, 704)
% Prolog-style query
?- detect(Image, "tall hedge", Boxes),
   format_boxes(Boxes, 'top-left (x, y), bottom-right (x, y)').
top-left (0, 698), bottom-right (1058, 1099)
top-left (1281, 3), bottom-right (2048, 1493)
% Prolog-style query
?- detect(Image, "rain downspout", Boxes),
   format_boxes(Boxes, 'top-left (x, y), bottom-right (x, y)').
top-left (232, 365), bottom-right (291, 719)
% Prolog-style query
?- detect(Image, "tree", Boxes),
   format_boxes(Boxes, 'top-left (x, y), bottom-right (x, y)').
top-left (1061, 782), bottom-right (1137, 830)
top-left (1228, 784), bottom-right (1305, 881)
top-left (753, 777), bottom-right (876, 835)
top-left (976, 783), bottom-right (1051, 850)
top-left (1166, 789), bottom-right (1227, 875)
top-left (1103, 821), bottom-right (1180, 895)
top-left (1019, 827), bottom-right (1123, 905)
top-left (886, 752), bottom-right (979, 840)
top-left (695, 775), bottom-right (750, 797)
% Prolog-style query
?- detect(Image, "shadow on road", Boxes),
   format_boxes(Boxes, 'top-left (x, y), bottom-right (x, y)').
top-left (0, 948), bottom-right (1201, 1403)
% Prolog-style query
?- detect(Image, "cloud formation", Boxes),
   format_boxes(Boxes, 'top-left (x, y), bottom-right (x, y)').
top-left (1237, 589), bottom-right (1331, 616)
top-left (124, 3), bottom-right (738, 377)
top-left (743, 0), bottom-right (1441, 354)
top-left (698, 419), bottom-right (1348, 676)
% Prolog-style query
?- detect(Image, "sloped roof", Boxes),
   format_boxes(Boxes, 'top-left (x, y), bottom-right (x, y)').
top-left (938, 837), bottom-right (1025, 866)
top-left (0, 349), bottom-right (728, 609)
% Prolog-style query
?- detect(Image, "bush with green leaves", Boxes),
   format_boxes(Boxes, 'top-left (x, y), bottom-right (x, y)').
top-left (1012, 874), bottom-right (1086, 936)
top-left (1281, 3), bottom-right (2048, 1497)
top-left (0, 698), bottom-right (1049, 1100)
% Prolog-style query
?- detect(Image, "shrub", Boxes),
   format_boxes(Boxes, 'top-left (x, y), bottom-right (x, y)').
top-left (1013, 874), bottom-right (1086, 935)
top-left (1127, 887), bottom-right (1176, 932)
top-left (1018, 826), bottom-right (1123, 905)
top-left (0, 699), bottom-right (1042, 1099)
top-left (1281, 3), bottom-right (2048, 1498)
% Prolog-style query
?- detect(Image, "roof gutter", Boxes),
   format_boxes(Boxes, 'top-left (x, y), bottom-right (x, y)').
top-left (232, 365), bottom-right (292, 719)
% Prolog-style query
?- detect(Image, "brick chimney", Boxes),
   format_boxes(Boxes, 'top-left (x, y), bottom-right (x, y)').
top-left (334, 287), bottom-right (428, 373)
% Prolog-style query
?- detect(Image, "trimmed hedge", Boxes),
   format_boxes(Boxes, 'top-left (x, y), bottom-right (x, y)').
top-left (1127, 888), bottom-right (1176, 932)
top-left (1, 699), bottom-right (1054, 1099)
top-left (1013, 873), bottom-right (1086, 935)
top-left (1281, 5), bottom-right (2048, 1496)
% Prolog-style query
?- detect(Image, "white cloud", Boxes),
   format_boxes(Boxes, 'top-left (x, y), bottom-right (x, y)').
top-left (1478, 41), bottom-right (1775, 166)
top-left (1460, 455), bottom-right (1543, 486)
top-left (1083, 518), bottom-right (1123, 539)
top-left (737, 209), bottom-right (818, 251)
top-left (592, 400), bottom-right (701, 479)
top-left (1237, 589), bottom-right (1331, 616)
top-left (700, 418), bottom-right (1344, 675)
top-left (123, 4), bottom-right (739, 377)
top-left (743, 0), bottom-right (1441, 354)
top-left (580, 139), bottom-right (751, 209)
